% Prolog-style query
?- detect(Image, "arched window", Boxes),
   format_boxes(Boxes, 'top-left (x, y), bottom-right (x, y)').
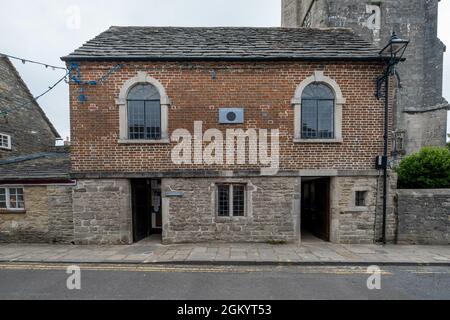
top-left (301, 83), bottom-right (335, 139)
top-left (127, 84), bottom-right (161, 140)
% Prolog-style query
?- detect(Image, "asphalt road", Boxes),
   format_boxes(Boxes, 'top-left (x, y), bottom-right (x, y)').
top-left (0, 263), bottom-right (449, 300)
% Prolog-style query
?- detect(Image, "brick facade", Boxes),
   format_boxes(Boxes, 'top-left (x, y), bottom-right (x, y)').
top-left (69, 61), bottom-right (387, 175)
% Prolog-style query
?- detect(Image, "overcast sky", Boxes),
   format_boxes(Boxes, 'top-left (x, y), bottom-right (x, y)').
top-left (0, 0), bottom-right (449, 140)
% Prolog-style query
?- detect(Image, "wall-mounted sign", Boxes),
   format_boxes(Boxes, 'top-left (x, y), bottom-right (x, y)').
top-left (219, 108), bottom-right (244, 124)
top-left (165, 191), bottom-right (184, 198)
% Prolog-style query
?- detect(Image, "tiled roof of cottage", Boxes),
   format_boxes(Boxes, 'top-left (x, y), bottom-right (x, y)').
top-left (0, 151), bottom-right (70, 181)
top-left (62, 26), bottom-right (381, 61)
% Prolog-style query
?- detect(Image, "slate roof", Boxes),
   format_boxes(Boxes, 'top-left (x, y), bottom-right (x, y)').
top-left (0, 151), bottom-right (70, 181)
top-left (0, 56), bottom-right (60, 139)
top-left (62, 27), bottom-right (381, 62)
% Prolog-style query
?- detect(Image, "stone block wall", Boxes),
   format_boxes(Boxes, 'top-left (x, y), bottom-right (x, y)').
top-left (330, 176), bottom-right (378, 244)
top-left (48, 186), bottom-right (74, 243)
top-left (162, 177), bottom-right (300, 244)
top-left (397, 189), bottom-right (450, 245)
top-left (404, 110), bottom-right (449, 155)
top-left (72, 179), bottom-right (132, 245)
top-left (0, 185), bottom-right (74, 243)
top-left (0, 57), bottom-right (58, 159)
top-left (329, 173), bottom-right (397, 244)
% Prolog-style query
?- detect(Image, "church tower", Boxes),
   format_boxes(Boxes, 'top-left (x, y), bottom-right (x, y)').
top-left (282, 0), bottom-right (448, 155)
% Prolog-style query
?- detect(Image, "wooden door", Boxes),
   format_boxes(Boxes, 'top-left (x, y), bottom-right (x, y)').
top-left (132, 180), bottom-right (151, 242)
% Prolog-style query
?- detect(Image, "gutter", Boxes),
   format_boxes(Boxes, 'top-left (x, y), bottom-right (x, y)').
top-left (0, 179), bottom-right (76, 186)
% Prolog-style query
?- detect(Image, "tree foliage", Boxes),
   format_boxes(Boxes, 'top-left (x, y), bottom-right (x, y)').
top-left (396, 147), bottom-right (450, 189)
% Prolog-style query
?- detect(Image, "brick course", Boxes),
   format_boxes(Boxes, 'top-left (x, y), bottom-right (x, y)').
top-left (69, 61), bottom-right (388, 175)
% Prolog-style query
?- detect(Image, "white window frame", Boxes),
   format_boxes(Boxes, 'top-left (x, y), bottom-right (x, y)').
top-left (116, 71), bottom-right (171, 144)
top-left (216, 184), bottom-right (247, 217)
top-left (0, 187), bottom-right (25, 211)
top-left (292, 71), bottom-right (346, 143)
top-left (0, 133), bottom-right (11, 150)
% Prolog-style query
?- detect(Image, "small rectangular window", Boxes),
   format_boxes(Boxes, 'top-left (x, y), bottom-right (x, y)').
top-left (217, 185), bottom-right (230, 217)
top-left (0, 187), bottom-right (25, 211)
top-left (355, 191), bottom-right (367, 207)
top-left (233, 185), bottom-right (245, 217)
top-left (217, 184), bottom-right (246, 217)
top-left (0, 133), bottom-right (11, 150)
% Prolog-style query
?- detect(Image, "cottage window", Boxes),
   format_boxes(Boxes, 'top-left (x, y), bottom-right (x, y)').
top-left (127, 84), bottom-right (161, 140)
top-left (301, 83), bottom-right (335, 139)
top-left (0, 133), bottom-right (11, 150)
top-left (0, 187), bottom-right (25, 211)
top-left (217, 184), bottom-right (246, 217)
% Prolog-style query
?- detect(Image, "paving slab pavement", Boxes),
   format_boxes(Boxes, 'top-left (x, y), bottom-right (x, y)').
top-left (0, 240), bottom-right (449, 266)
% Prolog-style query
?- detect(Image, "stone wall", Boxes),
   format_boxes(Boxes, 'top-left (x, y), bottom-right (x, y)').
top-left (397, 189), bottom-right (450, 245)
top-left (48, 186), bottom-right (74, 243)
top-left (330, 176), bottom-right (378, 244)
top-left (329, 173), bottom-right (397, 244)
top-left (404, 110), bottom-right (449, 154)
top-left (0, 57), bottom-right (58, 159)
top-left (72, 179), bottom-right (132, 245)
top-left (0, 185), bottom-right (73, 243)
top-left (162, 177), bottom-right (300, 244)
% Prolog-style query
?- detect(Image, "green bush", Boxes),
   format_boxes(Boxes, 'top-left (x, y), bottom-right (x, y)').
top-left (396, 147), bottom-right (450, 189)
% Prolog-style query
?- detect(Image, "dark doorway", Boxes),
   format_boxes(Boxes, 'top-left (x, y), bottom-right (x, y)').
top-left (301, 178), bottom-right (331, 242)
top-left (131, 179), bottom-right (162, 243)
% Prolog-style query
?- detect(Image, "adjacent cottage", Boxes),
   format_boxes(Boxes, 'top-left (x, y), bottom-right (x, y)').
top-left (0, 56), bottom-right (60, 158)
top-left (0, 56), bottom-right (73, 243)
top-left (62, 27), bottom-right (397, 245)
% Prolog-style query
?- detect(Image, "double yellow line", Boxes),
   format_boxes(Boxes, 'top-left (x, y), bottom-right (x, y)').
top-left (0, 263), bottom-right (392, 275)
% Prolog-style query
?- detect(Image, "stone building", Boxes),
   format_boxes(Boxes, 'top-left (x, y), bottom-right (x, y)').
top-left (0, 150), bottom-right (73, 243)
top-left (0, 56), bottom-right (60, 158)
top-left (62, 26), bottom-right (397, 245)
top-left (0, 56), bottom-right (73, 243)
top-left (282, 0), bottom-right (449, 156)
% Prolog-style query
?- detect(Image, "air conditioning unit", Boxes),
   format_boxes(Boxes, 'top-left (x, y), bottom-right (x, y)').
top-left (219, 108), bottom-right (244, 124)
